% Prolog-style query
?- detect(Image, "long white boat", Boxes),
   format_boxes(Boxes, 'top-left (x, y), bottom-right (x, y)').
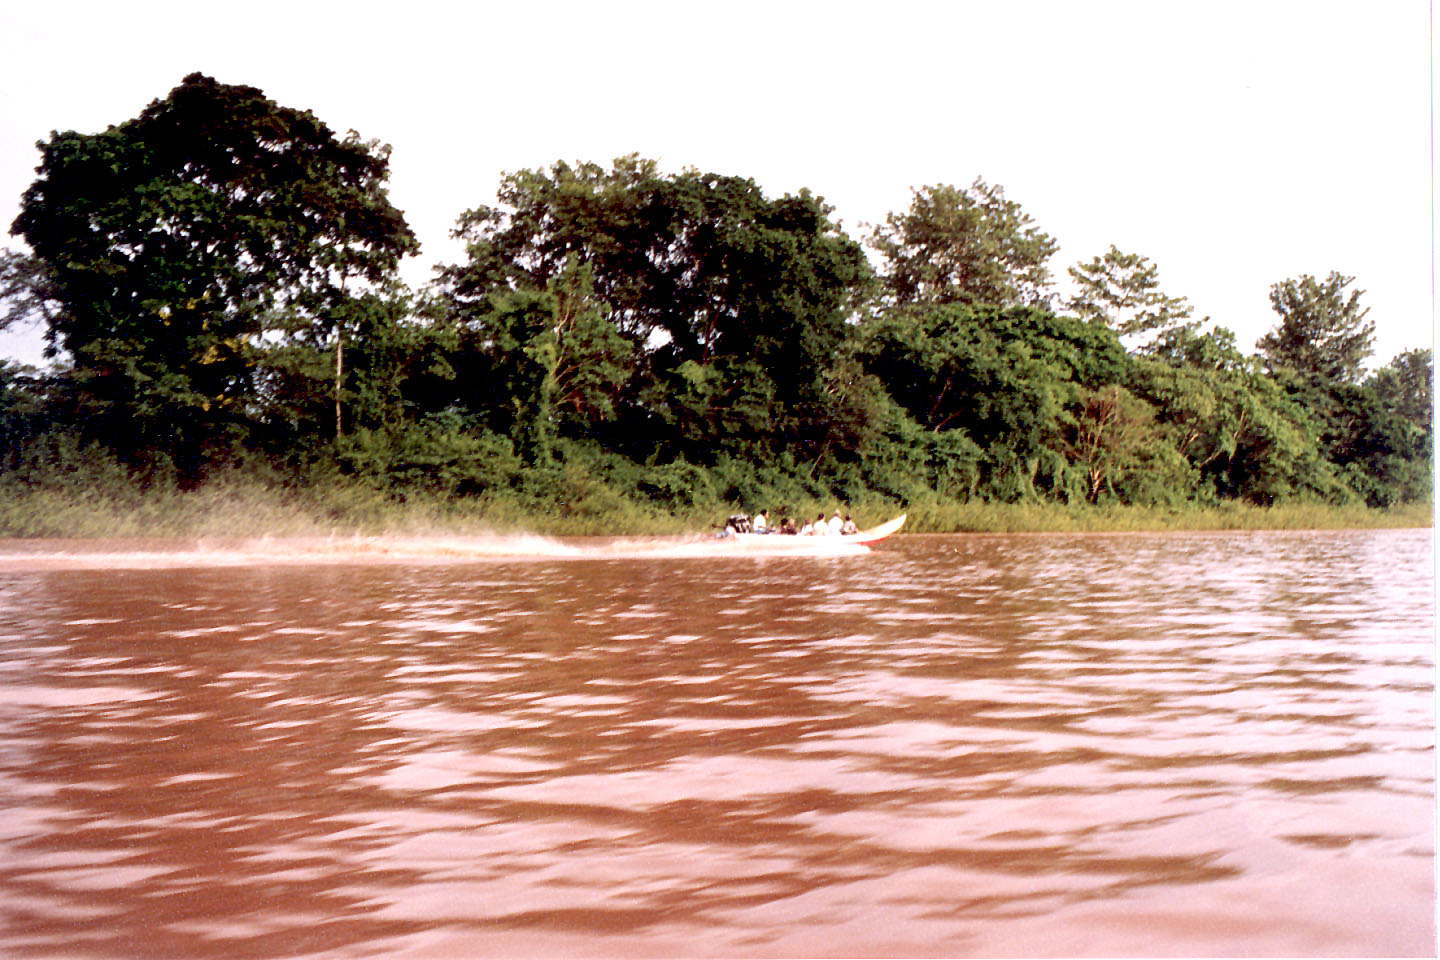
top-left (837, 512), bottom-right (906, 544)
top-left (729, 513), bottom-right (906, 546)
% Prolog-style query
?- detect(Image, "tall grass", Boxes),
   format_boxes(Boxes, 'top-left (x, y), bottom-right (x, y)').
top-left (0, 472), bottom-right (1428, 539)
top-left (902, 497), bottom-right (1432, 533)
top-left (0, 442), bottom-right (1429, 539)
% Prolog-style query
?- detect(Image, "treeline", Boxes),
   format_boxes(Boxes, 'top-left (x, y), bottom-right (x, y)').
top-left (0, 75), bottom-right (1431, 531)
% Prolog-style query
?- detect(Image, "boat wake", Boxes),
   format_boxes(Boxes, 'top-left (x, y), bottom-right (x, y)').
top-left (0, 532), bottom-right (876, 570)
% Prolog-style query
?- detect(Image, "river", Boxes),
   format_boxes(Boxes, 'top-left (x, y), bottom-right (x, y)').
top-left (0, 528), bottom-right (1433, 957)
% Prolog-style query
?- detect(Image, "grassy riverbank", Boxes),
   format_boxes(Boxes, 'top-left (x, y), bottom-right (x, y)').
top-left (0, 469), bottom-right (1429, 539)
top-left (901, 498), bottom-right (1433, 533)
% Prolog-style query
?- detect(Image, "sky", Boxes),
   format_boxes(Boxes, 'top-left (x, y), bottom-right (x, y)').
top-left (0, 0), bottom-right (1432, 369)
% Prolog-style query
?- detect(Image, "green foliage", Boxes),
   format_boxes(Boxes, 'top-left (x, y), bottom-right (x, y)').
top-left (446, 256), bottom-right (631, 453)
top-left (1065, 245), bottom-right (1194, 342)
top-left (638, 458), bottom-right (718, 511)
top-left (444, 156), bottom-right (870, 358)
top-left (0, 360), bottom-right (48, 469)
top-left (1306, 377), bottom-right (1430, 507)
top-left (1258, 271), bottom-right (1375, 383)
top-left (1, 79), bottom-right (1429, 530)
top-left (254, 286), bottom-right (440, 448)
top-left (1143, 324), bottom-right (1248, 370)
top-left (0, 249), bottom-right (59, 335)
top-left (857, 302), bottom-right (1133, 500)
top-left (1250, 347), bottom-right (1432, 508)
top-left (1059, 385), bottom-right (1192, 504)
top-left (852, 400), bottom-right (984, 504)
top-left (1221, 370), bottom-right (1352, 505)
top-left (869, 179), bottom-right (1058, 308)
top-left (334, 411), bottom-right (521, 497)
top-left (1130, 331), bottom-right (1370, 505)
top-left (9, 73), bottom-right (417, 470)
top-left (1368, 348), bottom-right (1433, 443)
top-left (436, 157), bottom-right (871, 466)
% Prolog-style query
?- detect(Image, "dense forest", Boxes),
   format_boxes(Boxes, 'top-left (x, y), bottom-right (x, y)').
top-left (0, 75), bottom-right (1431, 534)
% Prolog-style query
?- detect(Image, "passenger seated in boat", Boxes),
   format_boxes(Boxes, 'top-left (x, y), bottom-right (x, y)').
top-left (722, 514), bottom-right (751, 536)
top-left (840, 515), bottom-right (858, 535)
top-left (827, 509), bottom-right (844, 535)
top-left (780, 517), bottom-right (798, 535)
top-left (810, 512), bottom-right (829, 535)
top-left (752, 509), bottom-right (769, 533)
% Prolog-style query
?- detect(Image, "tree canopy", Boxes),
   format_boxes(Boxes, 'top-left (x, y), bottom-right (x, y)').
top-left (0, 75), bottom-right (1428, 515)
top-left (435, 156), bottom-right (872, 463)
top-left (9, 73), bottom-right (417, 461)
top-left (1258, 271), bottom-right (1374, 383)
top-left (1065, 245), bottom-right (1194, 341)
top-left (869, 179), bottom-right (1058, 309)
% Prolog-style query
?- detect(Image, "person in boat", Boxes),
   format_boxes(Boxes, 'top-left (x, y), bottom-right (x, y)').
top-left (780, 516), bottom-right (798, 535)
top-left (840, 514), bottom-right (858, 536)
top-left (811, 512), bottom-right (829, 535)
top-left (752, 509), bottom-right (770, 533)
top-left (827, 509), bottom-right (844, 536)
top-left (721, 514), bottom-right (751, 537)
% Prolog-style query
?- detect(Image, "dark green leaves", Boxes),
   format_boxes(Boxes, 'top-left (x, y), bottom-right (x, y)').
top-left (10, 73), bottom-right (417, 464)
top-left (437, 156), bottom-right (872, 463)
top-left (1065, 245), bottom-right (1194, 341)
top-left (3, 80), bottom-right (1428, 513)
top-left (1258, 271), bottom-right (1374, 383)
top-left (869, 179), bottom-right (1058, 309)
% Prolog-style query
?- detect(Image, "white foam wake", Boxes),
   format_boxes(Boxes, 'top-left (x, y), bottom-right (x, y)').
top-left (0, 533), bottom-right (874, 569)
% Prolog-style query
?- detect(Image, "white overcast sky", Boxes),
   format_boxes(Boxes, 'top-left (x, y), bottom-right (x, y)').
top-left (0, 0), bottom-right (1432, 368)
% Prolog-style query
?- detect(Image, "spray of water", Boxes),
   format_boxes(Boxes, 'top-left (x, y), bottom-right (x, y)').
top-left (0, 532), bottom-right (874, 570)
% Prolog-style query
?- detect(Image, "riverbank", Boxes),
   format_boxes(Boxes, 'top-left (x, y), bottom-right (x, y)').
top-left (902, 498), bottom-right (1434, 533)
top-left (0, 473), bottom-right (1429, 539)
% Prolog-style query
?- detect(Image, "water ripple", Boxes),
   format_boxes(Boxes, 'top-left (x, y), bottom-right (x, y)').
top-left (0, 529), bottom-right (1431, 957)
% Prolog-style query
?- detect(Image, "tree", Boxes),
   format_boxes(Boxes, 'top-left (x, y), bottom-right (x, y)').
top-left (1368, 347), bottom-right (1433, 435)
top-left (1257, 271), bottom-right (1374, 383)
top-left (857, 303), bottom-right (1129, 500)
top-left (1144, 323), bottom-right (1248, 373)
top-left (1059, 385), bottom-right (1186, 504)
top-left (0, 250), bottom-right (60, 337)
top-left (256, 283), bottom-right (440, 443)
top-left (449, 257), bottom-right (630, 461)
top-left (9, 73), bottom-right (417, 467)
top-left (1065, 245), bottom-right (1194, 343)
top-left (869, 179), bottom-right (1058, 308)
top-left (1305, 349), bottom-right (1434, 506)
top-left (437, 156), bottom-right (871, 461)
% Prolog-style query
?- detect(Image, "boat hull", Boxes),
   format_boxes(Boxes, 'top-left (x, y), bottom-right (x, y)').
top-left (734, 513), bottom-right (906, 546)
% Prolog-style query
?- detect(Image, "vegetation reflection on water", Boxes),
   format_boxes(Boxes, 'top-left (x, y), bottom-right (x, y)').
top-left (0, 529), bottom-right (1432, 957)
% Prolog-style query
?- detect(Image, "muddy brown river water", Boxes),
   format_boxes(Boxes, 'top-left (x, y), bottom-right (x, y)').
top-left (0, 528), bottom-right (1433, 957)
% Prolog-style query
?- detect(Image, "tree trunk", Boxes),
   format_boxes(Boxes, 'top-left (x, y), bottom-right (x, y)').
top-left (334, 335), bottom-right (343, 438)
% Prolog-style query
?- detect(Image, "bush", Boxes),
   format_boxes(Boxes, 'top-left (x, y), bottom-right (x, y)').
top-left (335, 411), bottom-right (521, 497)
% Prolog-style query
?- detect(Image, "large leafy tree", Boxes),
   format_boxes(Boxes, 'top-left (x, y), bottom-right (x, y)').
top-left (256, 283), bottom-right (447, 442)
top-left (1059, 384), bottom-right (1188, 504)
top-left (1367, 347), bottom-right (1433, 435)
top-left (1360, 348), bottom-right (1433, 505)
top-left (448, 257), bottom-right (630, 461)
top-left (869, 179), bottom-right (1058, 309)
top-left (858, 304), bottom-right (1128, 499)
top-left (437, 156), bottom-right (871, 461)
top-left (1130, 327), bottom-right (1355, 505)
top-left (1065, 245), bottom-right (1194, 343)
top-left (1294, 348), bottom-right (1434, 506)
top-left (1257, 271), bottom-right (1374, 383)
top-left (8, 73), bottom-right (417, 463)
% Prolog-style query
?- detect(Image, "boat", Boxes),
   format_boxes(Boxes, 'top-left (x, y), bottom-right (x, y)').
top-left (838, 512), bottom-right (906, 544)
top-left (723, 513), bottom-right (906, 546)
